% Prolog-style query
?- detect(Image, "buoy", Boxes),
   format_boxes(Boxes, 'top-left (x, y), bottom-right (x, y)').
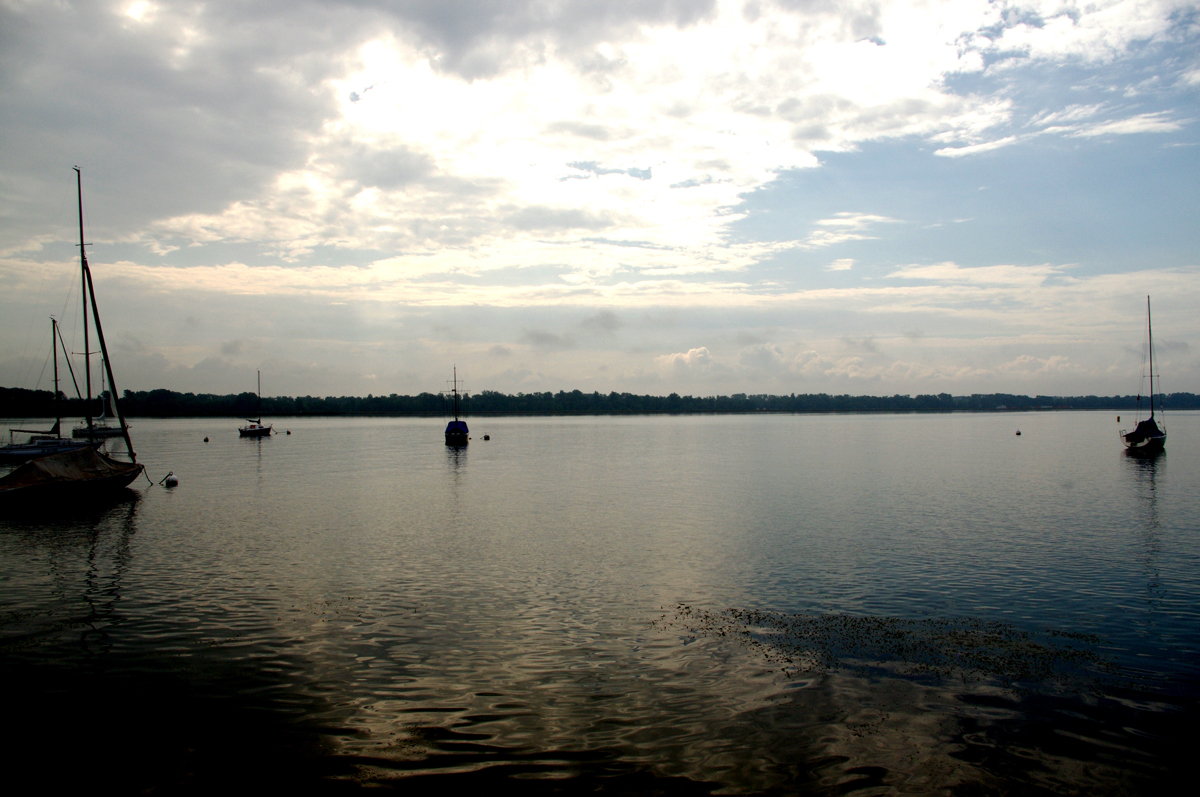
top-left (483, 434), bottom-right (490, 440)
top-left (286, 430), bottom-right (291, 435)
top-left (1015, 430), bottom-right (1021, 436)
top-left (160, 471), bottom-right (179, 487)
top-left (204, 436), bottom-right (209, 442)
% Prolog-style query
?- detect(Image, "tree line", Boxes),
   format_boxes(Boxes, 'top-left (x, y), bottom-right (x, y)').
top-left (2, 385), bottom-right (1197, 418)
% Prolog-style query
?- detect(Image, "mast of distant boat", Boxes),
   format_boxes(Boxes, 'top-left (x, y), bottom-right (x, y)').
top-left (74, 166), bottom-right (137, 462)
top-left (1147, 295), bottom-right (1155, 420)
top-left (453, 365), bottom-right (460, 421)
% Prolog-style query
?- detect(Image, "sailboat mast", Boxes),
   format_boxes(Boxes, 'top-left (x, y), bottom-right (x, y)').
top-left (257, 370), bottom-right (262, 419)
top-left (453, 365), bottom-right (460, 421)
top-left (75, 168), bottom-right (138, 462)
top-left (51, 317), bottom-right (60, 431)
top-left (1147, 295), bottom-right (1155, 419)
top-left (75, 167), bottom-right (93, 433)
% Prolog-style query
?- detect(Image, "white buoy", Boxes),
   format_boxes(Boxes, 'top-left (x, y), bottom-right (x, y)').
top-left (161, 471), bottom-right (179, 487)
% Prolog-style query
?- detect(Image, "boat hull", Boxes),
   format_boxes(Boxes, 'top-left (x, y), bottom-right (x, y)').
top-left (0, 438), bottom-right (93, 464)
top-left (239, 424), bottom-right (273, 438)
top-left (445, 419), bottom-right (468, 446)
top-left (71, 425), bottom-right (127, 439)
top-left (1123, 433), bottom-right (1166, 455)
top-left (0, 447), bottom-right (144, 504)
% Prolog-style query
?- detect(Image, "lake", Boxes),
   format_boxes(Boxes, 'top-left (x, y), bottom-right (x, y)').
top-left (2, 411), bottom-right (1198, 794)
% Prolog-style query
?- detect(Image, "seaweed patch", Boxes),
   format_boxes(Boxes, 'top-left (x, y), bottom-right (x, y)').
top-left (654, 605), bottom-right (1114, 688)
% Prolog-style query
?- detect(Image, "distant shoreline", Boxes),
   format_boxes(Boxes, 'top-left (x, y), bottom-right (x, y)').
top-left (3, 385), bottom-right (1196, 419)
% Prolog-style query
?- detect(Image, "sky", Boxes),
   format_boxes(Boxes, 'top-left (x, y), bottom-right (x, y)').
top-left (1, 0), bottom-right (1198, 399)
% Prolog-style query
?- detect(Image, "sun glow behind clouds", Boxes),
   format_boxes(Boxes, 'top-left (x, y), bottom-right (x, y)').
top-left (145, 0), bottom-right (1026, 276)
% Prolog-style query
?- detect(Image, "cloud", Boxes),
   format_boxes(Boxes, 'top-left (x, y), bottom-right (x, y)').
top-left (934, 136), bottom-right (1018, 158)
top-left (800, 214), bottom-right (898, 249)
top-left (998, 354), bottom-right (1083, 376)
top-left (828, 258), bottom-right (855, 271)
top-left (1069, 112), bottom-right (1185, 137)
top-left (655, 346), bottom-right (712, 370)
top-left (521, 329), bottom-right (576, 349)
top-left (580, 310), bottom-right (624, 334)
top-left (886, 261), bottom-right (1062, 287)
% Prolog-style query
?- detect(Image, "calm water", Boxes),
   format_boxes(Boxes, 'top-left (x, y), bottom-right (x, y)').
top-left (3, 412), bottom-right (1198, 794)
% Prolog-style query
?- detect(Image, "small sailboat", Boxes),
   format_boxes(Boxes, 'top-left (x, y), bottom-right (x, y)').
top-left (1120, 296), bottom-right (1166, 454)
top-left (0, 168), bottom-right (143, 500)
top-left (0, 318), bottom-right (95, 463)
top-left (238, 371), bottom-right (273, 437)
top-left (443, 366), bottom-right (469, 446)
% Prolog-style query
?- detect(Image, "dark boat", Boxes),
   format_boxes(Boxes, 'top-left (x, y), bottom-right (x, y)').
top-left (444, 367), bottom-right (469, 446)
top-left (1120, 296), bottom-right (1166, 454)
top-left (0, 446), bottom-right (143, 503)
top-left (0, 168), bottom-right (143, 497)
top-left (238, 371), bottom-right (273, 437)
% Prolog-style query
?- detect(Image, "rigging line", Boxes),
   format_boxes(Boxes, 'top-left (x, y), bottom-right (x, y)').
top-left (55, 320), bottom-right (84, 400)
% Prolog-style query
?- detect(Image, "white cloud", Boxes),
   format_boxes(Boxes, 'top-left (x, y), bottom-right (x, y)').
top-left (828, 258), bottom-right (856, 271)
top-left (1069, 111), bottom-right (1185, 137)
top-left (934, 135), bottom-right (1019, 157)
top-left (656, 346), bottom-right (713, 370)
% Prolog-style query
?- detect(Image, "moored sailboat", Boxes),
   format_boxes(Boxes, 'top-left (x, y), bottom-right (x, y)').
top-left (238, 371), bottom-right (273, 437)
top-left (1120, 295), bottom-right (1166, 454)
top-left (0, 317), bottom-right (95, 464)
top-left (444, 367), bottom-right (469, 446)
top-left (0, 168), bottom-right (143, 500)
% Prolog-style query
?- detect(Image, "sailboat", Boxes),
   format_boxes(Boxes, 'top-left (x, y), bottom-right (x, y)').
top-left (0, 317), bottom-right (95, 463)
top-left (443, 366), bottom-right (469, 446)
top-left (238, 371), bottom-right (273, 437)
top-left (1120, 295), bottom-right (1166, 454)
top-left (0, 168), bottom-right (144, 500)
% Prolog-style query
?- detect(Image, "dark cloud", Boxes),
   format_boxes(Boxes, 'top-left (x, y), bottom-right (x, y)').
top-left (488, 344), bottom-right (513, 356)
top-left (325, 140), bottom-right (433, 189)
top-left (580, 310), bottom-right (623, 334)
top-left (0, 1), bottom-right (353, 248)
top-left (521, 329), bottom-right (576, 349)
top-left (221, 339), bottom-right (245, 355)
top-left (356, 0), bottom-right (719, 78)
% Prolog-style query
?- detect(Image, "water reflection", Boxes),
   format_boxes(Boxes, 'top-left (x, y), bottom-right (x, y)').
top-left (1123, 449), bottom-right (1164, 614)
top-left (0, 491), bottom-right (140, 657)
